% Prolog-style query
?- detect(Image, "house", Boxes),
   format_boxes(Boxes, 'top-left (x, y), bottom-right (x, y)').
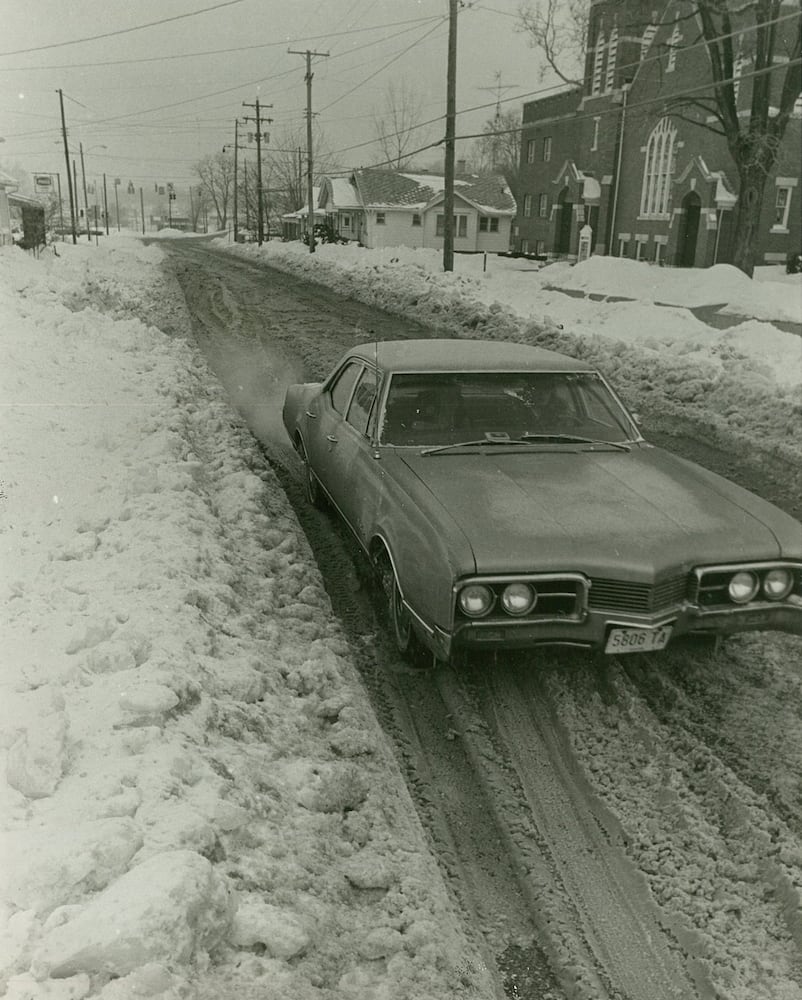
top-left (281, 186), bottom-right (325, 241)
top-left (0, 168), bottom-right (19, 247)
top-left (516, 0), bottom-right (801, 267)
top-left (315, 167), bottom-right (516, 252)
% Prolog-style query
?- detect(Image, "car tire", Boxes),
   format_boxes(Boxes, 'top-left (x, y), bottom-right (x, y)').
top-left (379, 553), bottom-right (431, 668)
top-left (298, 439), bottom-right (326, 510)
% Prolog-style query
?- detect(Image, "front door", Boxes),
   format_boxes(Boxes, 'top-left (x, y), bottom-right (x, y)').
top-left (555, 188), bottom-right (573, 254)
top-left (678, 192), bottom-right (701, 267)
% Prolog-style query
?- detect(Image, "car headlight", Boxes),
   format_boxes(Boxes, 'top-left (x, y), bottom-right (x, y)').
top-left (762, 568), bottom-right (794, 601)
top-left (728, 571), bottom-right (759, 604)
top-left (501, 582), bottom-right (536, 616)
top-left (458, 584), bottom-right (494, 617)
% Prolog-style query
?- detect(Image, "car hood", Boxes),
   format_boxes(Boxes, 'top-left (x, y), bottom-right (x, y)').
top-left (397, 445), bottom-right (801, 579)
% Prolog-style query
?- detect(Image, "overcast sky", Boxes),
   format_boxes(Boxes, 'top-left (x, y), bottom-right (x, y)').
top-left (0, 0), bottom-right (559, 200)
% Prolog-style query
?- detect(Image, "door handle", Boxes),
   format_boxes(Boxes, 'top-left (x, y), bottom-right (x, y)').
top-left (326, 435), bottom-right (338, 444)
top-left (305, 409), bottom-right (317, 419)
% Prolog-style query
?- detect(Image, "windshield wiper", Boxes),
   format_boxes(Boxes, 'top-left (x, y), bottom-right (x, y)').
top-left (420, 439), bottom-right (534, 456)
top-left (518, 433), bottom-right (631, 451)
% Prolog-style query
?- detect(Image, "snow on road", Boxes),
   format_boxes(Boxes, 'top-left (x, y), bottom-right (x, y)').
top-left (1, 233), bottom-right (801, 999)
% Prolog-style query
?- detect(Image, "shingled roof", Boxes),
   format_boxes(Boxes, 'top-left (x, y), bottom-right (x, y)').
top-left (348, 168), bottom-right (515, 213)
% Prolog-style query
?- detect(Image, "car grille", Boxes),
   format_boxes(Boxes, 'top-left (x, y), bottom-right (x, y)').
top-left (588, 575), bottom-right (689, 613)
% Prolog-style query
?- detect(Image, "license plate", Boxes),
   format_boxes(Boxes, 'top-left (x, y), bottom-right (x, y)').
top-left (605, 625), bottom-right (672, 654)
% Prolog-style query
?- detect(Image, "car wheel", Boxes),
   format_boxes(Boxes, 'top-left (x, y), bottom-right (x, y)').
top-left (298, 439), bottom-right (326, 509)
top-left (379, 554), bottom-right (430, 668)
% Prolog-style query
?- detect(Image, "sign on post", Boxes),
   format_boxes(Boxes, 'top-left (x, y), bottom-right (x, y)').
top-left (578, 224), bottom-right (593, 263)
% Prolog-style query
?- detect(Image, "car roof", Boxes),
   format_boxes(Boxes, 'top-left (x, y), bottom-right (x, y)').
top-left (350, 338), bottom-right (594, 374)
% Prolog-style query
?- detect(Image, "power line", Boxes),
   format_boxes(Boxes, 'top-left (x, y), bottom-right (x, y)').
top-left (0, 14), bottom-right (444, 71)
top-left (0, 0), bottom-right (247, 57)
top-left (318, 16), bottom-right (448, 113)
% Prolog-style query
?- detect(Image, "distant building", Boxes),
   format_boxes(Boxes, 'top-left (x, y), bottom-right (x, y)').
top-left (0, 169), bottom-right (19, 246)
top-left (311, 167), bottom-right (516, 252)
top-left (516, 0), bottom-right (801, 267)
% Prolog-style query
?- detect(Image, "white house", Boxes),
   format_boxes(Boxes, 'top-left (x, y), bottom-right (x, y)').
top-left (316, 167), bottom-right (516, 253)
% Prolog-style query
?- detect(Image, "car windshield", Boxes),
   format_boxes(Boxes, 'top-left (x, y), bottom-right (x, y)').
top-left (380, 371), bottom-right (635, 447)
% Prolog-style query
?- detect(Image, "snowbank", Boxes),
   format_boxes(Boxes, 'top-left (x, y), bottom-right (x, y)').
top-left (0, 242), bottom-right (490, 1000)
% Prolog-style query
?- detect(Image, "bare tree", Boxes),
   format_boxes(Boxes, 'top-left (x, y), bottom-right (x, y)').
top-left (194, 151), bottom-right (234, 229)
top-left (471, 108), bottom-right (524, 203)
top-left (516, 0), bottom-right (590, 85)
top-left (371, 80), bottom-right (430, 168)
top-left (259, 124), bottom-right (341, 225)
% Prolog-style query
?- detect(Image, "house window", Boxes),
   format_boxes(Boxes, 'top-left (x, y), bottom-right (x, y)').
top-left (479, 217), bottom-right (500, 233)
top-left (654, 240), bottom-right (665, 265)
top-left (342, 214), bottom-right (351, 229)
top-left (617, 233), bottom-right (630, 257)
top-left (591, 117), bottom-right (600, 151)
top-left (435, 214), bottom-right (468, 237)
top-left (538, 194), bottom-right (549, 217)
top-left (635, 235), bottom-right (648, 260)
top-left (640, 117), bottom-right (677, 218)
top-left (527, 139), bottom-right (536, 164)
top-left (543, 137), bottom-right (552, 161)
top-left (520, 239), bottom-right (529, 253)
top-left (773, 184), bottom-right (793, 231)
top-left (376, 212), bottom-right (386, 225)
top-left (412, 213), bottom-right (421, 226)
top-left (535, 240), bottom-right (546, 256)
top-left (523, 194), bottom-right (533, 217)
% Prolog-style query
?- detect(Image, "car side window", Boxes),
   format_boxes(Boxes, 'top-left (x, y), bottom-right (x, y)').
top-left (346, 370), bottom-right (379, 437)
top-left (329, 362), bottom-right (362, 415)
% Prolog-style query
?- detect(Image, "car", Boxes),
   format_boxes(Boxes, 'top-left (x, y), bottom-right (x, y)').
top-left (282, 338), bottom-right (802, 664)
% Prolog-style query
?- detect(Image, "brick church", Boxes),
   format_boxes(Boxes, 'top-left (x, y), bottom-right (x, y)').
top-left (515, 0), bottom-right (801, 268)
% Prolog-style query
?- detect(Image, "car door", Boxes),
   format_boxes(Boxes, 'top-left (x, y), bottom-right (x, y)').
top-left (328, 367), bottom-right (384, 542)
top-left (306, 359), bottom-right (363, 498)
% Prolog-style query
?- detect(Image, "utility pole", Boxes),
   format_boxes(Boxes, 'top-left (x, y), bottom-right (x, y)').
top-left (443, 0), bottom-right (458, 272)
top-left (242, 98), bottom-right (273, 245)
top-left (57, 89), bottom-right (77, 244)
top-left (223, 119), bottom-right (244, 243)
top-left (79, 142), bottom-right (91, 241)
top-left (103, 174), bottom-right (109, 235)
top-left (289, 48), bottom-right (329, 253)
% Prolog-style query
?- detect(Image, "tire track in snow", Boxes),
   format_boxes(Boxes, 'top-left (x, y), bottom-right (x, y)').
top-left (450, 661), bottom-right (714, 1000)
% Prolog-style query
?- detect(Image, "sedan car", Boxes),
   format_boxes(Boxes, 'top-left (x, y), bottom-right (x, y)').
top-left (283, 339), bottom-right (802, 664)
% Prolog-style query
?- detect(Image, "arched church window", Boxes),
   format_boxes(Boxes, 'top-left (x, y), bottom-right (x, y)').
top-left (640, 118), bottom-right (677, 218)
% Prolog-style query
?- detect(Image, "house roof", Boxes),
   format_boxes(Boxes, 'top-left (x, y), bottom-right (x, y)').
top-left (0, 169), bottom-right (19, 190)
top-left (335, 168), bottom-right (515, 214)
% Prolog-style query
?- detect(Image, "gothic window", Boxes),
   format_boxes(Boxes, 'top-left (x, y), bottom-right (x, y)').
top-left (606, 28), bottom-right (618, 91)
top-left (667, 15), bottom-right (682, 72)
top-left (641, 24), bottom-right (657, 61)
top-left (640, 118), bottom-right (677, 217)
top-left (733, 37), bottom-right (745, 104)
top-left (593, 31), bottom-right (606, 95)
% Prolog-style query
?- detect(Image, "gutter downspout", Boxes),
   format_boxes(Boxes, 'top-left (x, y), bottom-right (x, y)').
top-left (609, 82), bottom-right (630, 256)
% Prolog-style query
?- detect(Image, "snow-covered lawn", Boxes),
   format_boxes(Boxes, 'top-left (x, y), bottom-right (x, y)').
top-left (1, 233), bottom-right (800, 999)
